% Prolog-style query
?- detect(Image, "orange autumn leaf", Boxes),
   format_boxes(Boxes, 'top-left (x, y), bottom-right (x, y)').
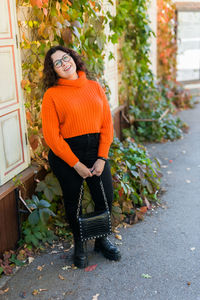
top-left (63, 0), bottom-right (72, 5)
top-left (30, 0), bottom-right (48, 8)
top-left (30, 0), bottom-right (43, 8)
top-left (140, 206), bottom-right (147, 214)
top-left (29, 135), bottom-right (39, 150)
top-left (21, 79), bottom-right (28, 89)
top-left (26, 111), bottom-right (32, 122)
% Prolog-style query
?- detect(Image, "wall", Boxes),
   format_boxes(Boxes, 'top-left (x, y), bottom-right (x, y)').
top-left (148, 0), bottom-right (157, 77)
top-left (103, 0), bottom-right (119, 111)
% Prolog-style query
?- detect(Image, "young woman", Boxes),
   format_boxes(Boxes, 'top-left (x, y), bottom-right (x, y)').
top-left (42, 46), bottom-right (121, 268)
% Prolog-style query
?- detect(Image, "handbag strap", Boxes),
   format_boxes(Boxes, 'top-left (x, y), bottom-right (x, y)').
top-left (76, 176), bottom-right (110, 219)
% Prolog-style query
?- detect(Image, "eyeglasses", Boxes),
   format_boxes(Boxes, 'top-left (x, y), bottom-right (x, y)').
top-left (53, 54), bottom-right (71, 68)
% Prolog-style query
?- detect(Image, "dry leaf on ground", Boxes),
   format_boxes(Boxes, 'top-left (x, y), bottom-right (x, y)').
top-left (28, 257), bottom-right (34, 264)
top-left (37, 264), bottom-right (45, 271)
top-left (32, 289), bottom-right (39, 296)
top-left (167, 171), bottom-right (172, 174)
top-left (62, 265), bottom-right (72, 270)
top-left (115, 242), bottom-right (122, 245)
top-left (58, 274), bottom-right (65, 280)
top-left (92, 293), bottom-right (100, 300)
top-left (85, 264), bottom-right (97, 272)
top-left (50, 250), bottom-right (59, 254)
top-left (0, 288), bottom-right (9, 295)
top-left (115, 234), bottom-right (122, 240)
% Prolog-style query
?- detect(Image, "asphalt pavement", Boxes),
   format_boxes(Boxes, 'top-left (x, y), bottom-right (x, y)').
top-left (0, 102), bottom-right (200, 300)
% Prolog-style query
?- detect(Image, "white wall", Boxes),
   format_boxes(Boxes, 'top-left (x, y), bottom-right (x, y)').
top-left (148, 0), bottom-right (157, 77)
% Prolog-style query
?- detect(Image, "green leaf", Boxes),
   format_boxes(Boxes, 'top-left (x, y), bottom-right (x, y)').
top-left (30, 235), bottom-right (39, 247)
top-left (9, 254), bottom-right (25, 266)
top-left (142, 273), bottom-right (152, 278)
top-left (32, 195), bottom-right (39, 206)
top-left (34, 231), bottom-right (43, 240)
top-left (38, 199), bottom-right (51, 208)
top-left (28, 210), bottom-right (40, 225)
top-left (35, 181), bottom-right (46, 192)
top-left (44, 187), bottom-right (53, 201)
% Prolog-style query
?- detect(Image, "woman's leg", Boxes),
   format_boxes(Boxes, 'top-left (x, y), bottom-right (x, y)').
top-left (48, 150), bottom-right (83, 239)
top-left (86, 160), bottom-right (113, 212)
top-left (48, 150), bottom-right (88, 268)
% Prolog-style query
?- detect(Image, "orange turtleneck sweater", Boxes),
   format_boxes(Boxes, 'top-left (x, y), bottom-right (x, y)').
top-left (42, 71), bottom-right (113, 167)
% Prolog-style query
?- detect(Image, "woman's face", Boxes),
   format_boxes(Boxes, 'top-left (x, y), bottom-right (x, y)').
top-left (51, 50), bottom-right (78, 80)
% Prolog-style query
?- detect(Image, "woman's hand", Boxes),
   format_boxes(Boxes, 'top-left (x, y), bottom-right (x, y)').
top-left (90, 159), bottom-right (106, 177)
top-left (73, 161), bottom-right (93, 179)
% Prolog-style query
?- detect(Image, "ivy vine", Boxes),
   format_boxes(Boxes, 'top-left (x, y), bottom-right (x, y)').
top-left (110, 0), bottom-right (190, 142)
top-left (157, 0), bottom-right (193, 109)
top-left (17, 0), bottom-right (112, 167)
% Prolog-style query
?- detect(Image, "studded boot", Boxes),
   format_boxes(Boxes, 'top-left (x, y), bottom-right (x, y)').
top-left (94, 237), bottom-right (121, 261)
top-left (73, 239), bottom-right (88, 268)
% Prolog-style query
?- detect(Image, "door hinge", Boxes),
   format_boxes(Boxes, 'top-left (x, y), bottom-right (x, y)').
top-left (25, 132), bottom-right (28, 145)
top-left (15, 34), bottom-right (19, 48)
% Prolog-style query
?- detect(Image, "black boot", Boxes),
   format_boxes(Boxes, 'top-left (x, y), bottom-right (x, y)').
top-left (74, 239), bottom-right (88, 269)
top-left (94, 237), bottom-right (121, 261)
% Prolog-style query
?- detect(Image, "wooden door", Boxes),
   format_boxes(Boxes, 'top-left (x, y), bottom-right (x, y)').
top-left (0, 0), bottom-right (30, 186)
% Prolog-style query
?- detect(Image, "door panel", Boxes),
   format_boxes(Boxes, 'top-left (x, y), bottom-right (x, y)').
top-left (0, 46), bottom-right (18, 106)
top-left (1, 110), bottom-right (24, 172)
top-left (0, 0), bottom-right (29, 186)
top-left (0, 0), bottom-right (12, 39)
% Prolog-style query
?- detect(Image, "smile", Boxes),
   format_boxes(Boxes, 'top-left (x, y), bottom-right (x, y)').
top-left (64, 65), bottom-right (71, 71)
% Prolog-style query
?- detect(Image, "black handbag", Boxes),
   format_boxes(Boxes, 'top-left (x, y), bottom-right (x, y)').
top-left (77, 177), bottom-right (112, 242)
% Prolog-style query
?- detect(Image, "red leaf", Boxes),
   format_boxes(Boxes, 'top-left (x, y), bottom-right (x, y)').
top-left (29, 135), bottom-right (39, 150)
top-left (84, 264), bottom-right (97, 272)
top-left (30, 0), bottom-right (43, 8)
top-left (140, 206), bottom-right (147, 214)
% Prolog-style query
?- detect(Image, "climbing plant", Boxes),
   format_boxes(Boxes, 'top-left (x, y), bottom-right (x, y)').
top-left (157, 0), bottom-right (192, 109)
top-left (17, 0), bottom-right (111, 167)
top-left (110, 0), bottom-right (189, 142)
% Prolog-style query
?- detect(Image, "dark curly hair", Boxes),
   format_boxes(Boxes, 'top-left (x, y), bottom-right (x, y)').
top-left (42, 46), bottom-right (91, 91)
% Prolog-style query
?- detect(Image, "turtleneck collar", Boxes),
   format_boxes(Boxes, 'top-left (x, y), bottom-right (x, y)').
top-left (57, 71), bottom-right (87, 88)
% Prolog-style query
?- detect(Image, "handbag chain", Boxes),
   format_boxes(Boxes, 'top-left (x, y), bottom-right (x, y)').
top-left (76, 177), bottom-right (110, 219)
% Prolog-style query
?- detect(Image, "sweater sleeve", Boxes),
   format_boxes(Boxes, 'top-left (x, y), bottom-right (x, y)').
top-left (42, 91), bottom-right (79, 167)
top-left (97, 84), bottom-right (114, 158)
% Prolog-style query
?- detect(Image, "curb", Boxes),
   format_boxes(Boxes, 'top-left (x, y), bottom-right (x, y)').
top-left (0, 266), bottom-right (21, 290)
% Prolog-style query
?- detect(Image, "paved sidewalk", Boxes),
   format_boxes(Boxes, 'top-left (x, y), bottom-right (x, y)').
top-left (1, 103), bottom-right (200, 300)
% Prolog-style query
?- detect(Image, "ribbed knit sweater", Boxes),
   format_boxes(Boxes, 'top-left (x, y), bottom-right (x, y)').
top-left (42, 71), bottom-right (113, 167)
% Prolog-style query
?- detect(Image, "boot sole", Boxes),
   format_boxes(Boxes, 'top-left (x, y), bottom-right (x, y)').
top-left (94, 247), bottom-right (121, 261)
top-left (74, 257), bottom-right (88, 269)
